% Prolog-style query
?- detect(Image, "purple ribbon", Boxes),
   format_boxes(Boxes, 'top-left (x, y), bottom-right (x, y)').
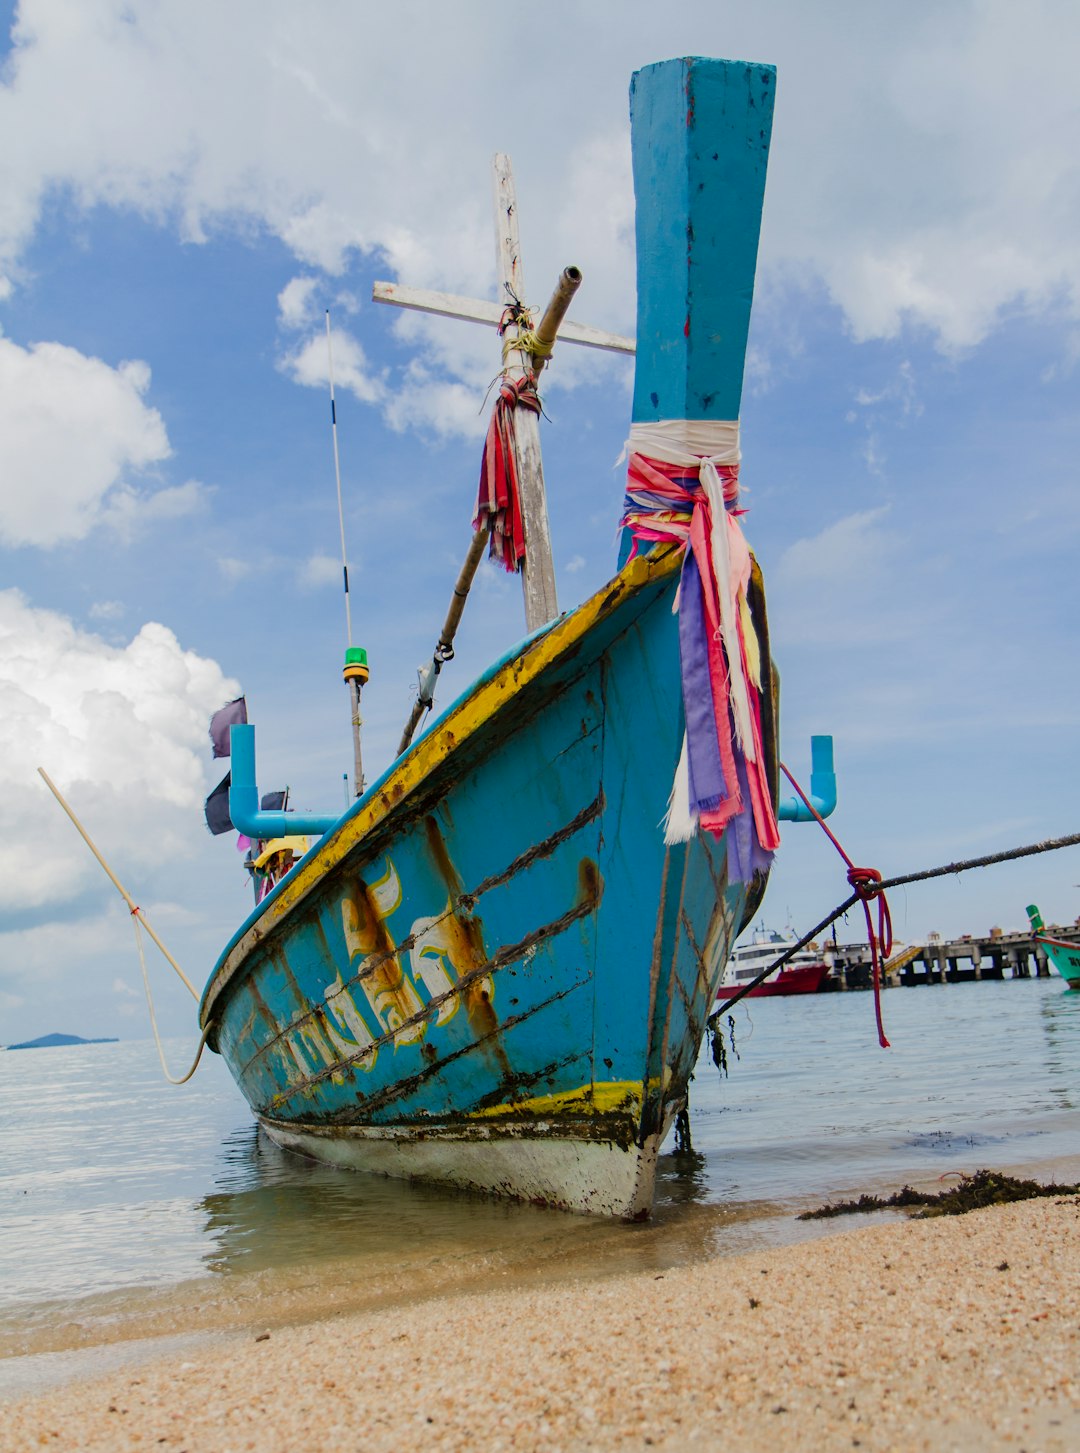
top-left (678, 550), bottom-right (728, 814)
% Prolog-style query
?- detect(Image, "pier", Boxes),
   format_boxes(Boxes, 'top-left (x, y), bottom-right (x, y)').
top-left (822, 923), bottom-right (1080, 989)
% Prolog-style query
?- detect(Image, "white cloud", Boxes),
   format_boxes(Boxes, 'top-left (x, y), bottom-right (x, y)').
top-left (101, 479), bottom-right (212, 540)
top-left (382, 359), bottom-right (488, 440)
top-left (89, 600), bottom-right (124, 621)
top-left (846, 361), bottom-right (924, 479)
top-left (0, 1), bottom-right (1074, 365)
top-left (761, 3), bottom-right (1080, 350)
top-left (0, 338), bottom-right (173, 546)
top-left (280, 325), bottom-right (386, 406)
top-left (217, 556), bottom-right (253, 583)
top-left (277, 275), bottom-right (319, 330)
top-left (854, 362), bottom-right (922, 419)
top-left (770, 507), bottom-right (914, 648)
top-left (0, 589), bottom-right (239, 919)
top-left (297, 552), bottom-right (340, 590)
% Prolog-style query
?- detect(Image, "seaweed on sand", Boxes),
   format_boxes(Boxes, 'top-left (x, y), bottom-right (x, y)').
top-left (798, 1169), bottom-right (1080, 1221)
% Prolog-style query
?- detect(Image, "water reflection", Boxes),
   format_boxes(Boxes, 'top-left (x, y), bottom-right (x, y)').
top-left (1038, 981), bottom-right (1080, 1110)
top-left (199, 1123), bottom-right (620, 1280)
top-left (657, 1146), bottom-right (712, 1206)
top-left (4, 980), bottom-right (1080, 1352)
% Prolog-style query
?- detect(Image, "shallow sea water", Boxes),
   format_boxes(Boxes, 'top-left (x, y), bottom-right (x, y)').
top-left (2, 975), bottom-right (1078, 1388)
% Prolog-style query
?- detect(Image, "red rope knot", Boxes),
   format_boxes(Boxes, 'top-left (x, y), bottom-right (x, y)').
top-left (130, 905), bottom-right (141, 918)
top-left (847, 866), bottom-right (882, 899)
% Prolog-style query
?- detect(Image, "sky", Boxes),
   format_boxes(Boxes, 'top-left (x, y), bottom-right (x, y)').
top-left (2, 0), bottom-right (1079, 1045)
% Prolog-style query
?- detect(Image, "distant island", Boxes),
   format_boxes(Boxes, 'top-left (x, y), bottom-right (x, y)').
top-left (3, 1032), bottom-right (119, 1051)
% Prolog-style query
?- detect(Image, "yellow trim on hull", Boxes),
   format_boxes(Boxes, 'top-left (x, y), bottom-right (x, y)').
top-left (466, 1080), bottom-right (644, 1120)
top-left (202, 545), bottom-right (680, 1025)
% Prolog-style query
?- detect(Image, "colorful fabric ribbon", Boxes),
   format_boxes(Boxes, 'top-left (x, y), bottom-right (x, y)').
top-left (473, 374), bottom-right (540, 572)
top-left (619, 423), bottom-right (780, 882)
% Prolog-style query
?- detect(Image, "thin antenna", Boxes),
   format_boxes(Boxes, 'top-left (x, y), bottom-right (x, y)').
top-left (326, 310), bottom-right (352, 647)
top-left (325, 310), bottom-right (367, 797)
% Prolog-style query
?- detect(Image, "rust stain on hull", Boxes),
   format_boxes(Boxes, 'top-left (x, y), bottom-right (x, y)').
top-left (258, 867), bottom-right (604, 1113)
top-left (241, 792), bottom-right (603, 1077)
top-left (311, 983), bottom-right (586, 1121)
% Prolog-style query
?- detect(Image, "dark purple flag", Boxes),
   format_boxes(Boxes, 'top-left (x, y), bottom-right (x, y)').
top-left (204, 772), bottom-right (232, 835)
top-left (209, 696), bottom-right (247, 758)
top-left (261, 790), bottom-right (287, 812)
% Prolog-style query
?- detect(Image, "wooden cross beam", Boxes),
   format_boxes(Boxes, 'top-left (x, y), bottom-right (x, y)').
top-left (371, 282), bottom-right (635, 356)
top-left (372, 153), bottom-right (634, 632)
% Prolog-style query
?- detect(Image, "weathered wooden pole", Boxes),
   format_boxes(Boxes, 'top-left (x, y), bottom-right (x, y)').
top-left (492, 152), bottom-right (559, 631)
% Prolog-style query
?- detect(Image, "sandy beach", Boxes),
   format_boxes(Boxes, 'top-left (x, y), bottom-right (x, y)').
top-left (2, 1195), bottom-right (1078, 1452)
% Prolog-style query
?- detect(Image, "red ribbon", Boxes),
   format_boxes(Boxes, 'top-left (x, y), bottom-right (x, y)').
top-left (473, 375), bottom-right (540, 572)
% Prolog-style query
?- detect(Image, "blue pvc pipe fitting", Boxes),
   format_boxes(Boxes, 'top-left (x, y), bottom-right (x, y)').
top-left (777, 735), bottom-right (837, 822)
top-left (228, 724), bottom-right (340, 838)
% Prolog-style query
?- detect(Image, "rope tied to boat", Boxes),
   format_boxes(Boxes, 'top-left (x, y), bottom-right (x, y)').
top-left (708, 822), bottom-right (1080, 1061)
top-left (781, 762), bottom-right (892, 1048)
top-left (129, 905), bottom-right (211, 1084)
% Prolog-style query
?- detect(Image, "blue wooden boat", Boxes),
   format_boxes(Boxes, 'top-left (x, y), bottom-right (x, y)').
top-left (198, 56), bottom-right (833, 1217)
top-left (1027, 905), bottom-right (1080, 989)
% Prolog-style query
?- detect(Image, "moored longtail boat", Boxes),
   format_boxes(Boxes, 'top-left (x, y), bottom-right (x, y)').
top-left (199, 57), bottom-right (828, 1218)
top-left (1027, 905), bottom-right (1080, 989)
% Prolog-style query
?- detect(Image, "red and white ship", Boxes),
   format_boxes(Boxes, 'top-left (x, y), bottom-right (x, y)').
top-left (716, 927), bottom-right (831, 1001)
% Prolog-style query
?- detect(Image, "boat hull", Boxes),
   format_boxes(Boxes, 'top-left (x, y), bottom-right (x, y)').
top-left (200, 550), bottom-right (773, 1217)
top-left (1037, 936), bottom-right (1080, 989)
top-left (258, 1113), bottom-right (664, 1219)
top-left (717, 960), bottom-right (830, 1001)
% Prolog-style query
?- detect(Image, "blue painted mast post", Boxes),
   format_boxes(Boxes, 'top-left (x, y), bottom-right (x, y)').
top-left (630, 57), bottom-right (774, 426)
top-left (629, 57), bottom-right (778, 1145)
top-left (630, 60), bottom-right (835, 828)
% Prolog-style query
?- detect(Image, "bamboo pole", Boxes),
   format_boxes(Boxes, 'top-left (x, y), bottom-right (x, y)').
top-left (397, 525), bottom-right (491, 756)
top-left (531, 266), bottom-right (583, 381)
top-left (37, 768), bottom-right (199, 1000)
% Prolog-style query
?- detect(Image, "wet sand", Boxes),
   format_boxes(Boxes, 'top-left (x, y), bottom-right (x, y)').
top-left (2, 1194), bottom-right (1078, 1452)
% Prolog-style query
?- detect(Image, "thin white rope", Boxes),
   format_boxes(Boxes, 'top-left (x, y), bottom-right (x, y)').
top-left (132, 911), bottom-right (210, 1085)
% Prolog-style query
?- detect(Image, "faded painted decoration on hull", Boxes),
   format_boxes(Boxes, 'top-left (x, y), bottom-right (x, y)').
top-left (201, 553), bottom-right (752, 1217)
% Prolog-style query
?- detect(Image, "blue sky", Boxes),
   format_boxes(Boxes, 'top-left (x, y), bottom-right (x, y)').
top-left (2, 0), bottom-right (1079, 1043)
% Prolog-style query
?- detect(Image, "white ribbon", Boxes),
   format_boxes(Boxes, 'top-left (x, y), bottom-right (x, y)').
top-left (625, 418), bottom-right (741, 469)
top-left (625, 420), bottom-right (755, 760)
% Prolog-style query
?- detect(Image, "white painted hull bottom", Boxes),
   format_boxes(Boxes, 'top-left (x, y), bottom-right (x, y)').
top-left (259, 1114), bottom-right (662, 1219)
